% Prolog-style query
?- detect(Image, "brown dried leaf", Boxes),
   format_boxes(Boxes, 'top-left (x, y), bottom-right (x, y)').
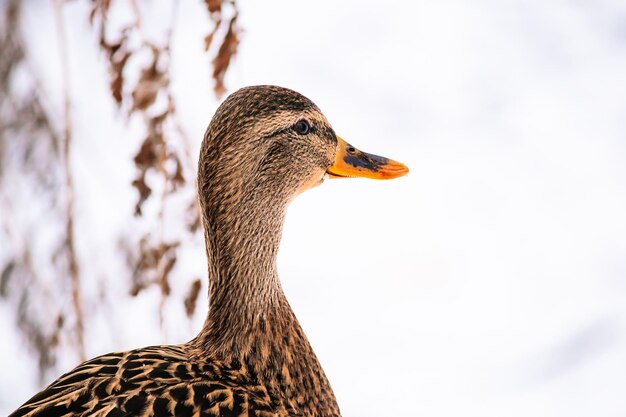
top-left (88, 0), bottom-right (110, 26)
top-left (131, 55), bottom-right (166, 112)
top-left (212, 17), bottom-right (240, 98)
top-left (171, 156), bottom-right (185, 188)
top-left (184, 279), bottom-right (202, 318)
top-left (158, 255), bottom-right (176, 296)
top-left (88, 5), bottom-right (97, 25)
top-left (97, 27), bottom-right (132, 106)
top-left (132, 173), bottom-right (151, 216)
top-left (205, 0), bottom-right (222, 15)
top-left (186, 198), bottom-right (202, 233)
top-left (110, 72), bottom-right (123, 104)
top-left (57, 314), bottom-right (64, 329)
top-left (107, 40), bottom-right (122, 57)
top-left (131, 77), bottom-right (160, 111)
top-left (129, 285), bottom-right (140, 296)
top-left (130, 237), bottom-right (155, 295)
top-left (134, 137), bottom-right (157, 168)
top-left (149, 111), bottom-right (168, 133)
top-left (130, 240), bottom-right (180, 297)
top-left (48, 314), bottom-right (64, 348)
top-left (0, 261), bottom-right (15, 297)
top-left (110, 51), bottom-right (130, 104)
top-left (203, 20), bottom-right (221, 51)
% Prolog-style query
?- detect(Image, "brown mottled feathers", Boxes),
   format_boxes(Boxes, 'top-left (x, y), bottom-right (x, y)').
top-left (11, 86), bottom-right (343, 417)
top-left (11, 346), bottom-right (295, 417)
top-left (11, 346), bottom-right (289, 417)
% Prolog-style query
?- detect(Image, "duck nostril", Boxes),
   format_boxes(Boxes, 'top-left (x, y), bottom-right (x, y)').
top-left (347, 147), bottom-right (356, 153)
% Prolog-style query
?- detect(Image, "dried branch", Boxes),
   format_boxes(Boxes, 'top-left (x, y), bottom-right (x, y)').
top-left (0, 0), bottom-right (71, 381)
top-left (0, 0), bottom-right (243, 380)
top-left (54, 0), bottom-right (85, 362)
top-left (87, 1), bottom-right (220, 334)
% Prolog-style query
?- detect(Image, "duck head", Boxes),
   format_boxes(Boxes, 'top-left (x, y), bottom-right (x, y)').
top-left (198, 85), bottom-right (408, 213)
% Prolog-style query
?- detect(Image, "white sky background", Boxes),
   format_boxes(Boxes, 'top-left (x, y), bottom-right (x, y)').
top-left (2, 0), bottom-right (626, 415)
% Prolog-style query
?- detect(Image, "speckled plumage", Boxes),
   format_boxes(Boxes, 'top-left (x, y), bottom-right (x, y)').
top-left (11, 344), bottom-right (331, 417)
top-left (11, 86), bottom-right (364, 417)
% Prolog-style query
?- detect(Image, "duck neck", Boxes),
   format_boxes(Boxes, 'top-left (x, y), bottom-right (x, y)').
top-left (195, 189), bottom-right (294, 352)
top-left (191, 191), bottom-right (339, 415)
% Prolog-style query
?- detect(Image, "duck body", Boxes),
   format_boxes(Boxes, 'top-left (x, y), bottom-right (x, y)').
top-left (12, 341), bottom-right (336, 417)
top-left (10, 86), bottom-right (408, 417)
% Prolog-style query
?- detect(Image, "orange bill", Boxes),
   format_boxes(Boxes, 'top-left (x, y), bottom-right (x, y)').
top-left (326, 136), bottom-right (409, 180)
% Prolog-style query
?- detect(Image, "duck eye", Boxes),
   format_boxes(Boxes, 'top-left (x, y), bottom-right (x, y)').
top-left (293, 120), bottom-right (311, 135)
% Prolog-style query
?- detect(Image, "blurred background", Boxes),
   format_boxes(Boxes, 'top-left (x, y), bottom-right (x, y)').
top-left (1, 0), bottom-right (626, 415)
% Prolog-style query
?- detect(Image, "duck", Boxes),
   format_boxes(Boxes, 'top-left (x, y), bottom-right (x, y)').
top-left (10, 85), bottom-right (409, 417)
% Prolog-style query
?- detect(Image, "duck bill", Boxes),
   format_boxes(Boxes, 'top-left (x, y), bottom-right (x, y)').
top-left (326, 136), bottom-right (409, 180)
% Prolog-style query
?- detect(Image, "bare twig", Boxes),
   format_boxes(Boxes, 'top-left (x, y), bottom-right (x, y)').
top-left (54, 0), bottom-right (85, 361)
top-left (0, 0), bottom-right (72, 380)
